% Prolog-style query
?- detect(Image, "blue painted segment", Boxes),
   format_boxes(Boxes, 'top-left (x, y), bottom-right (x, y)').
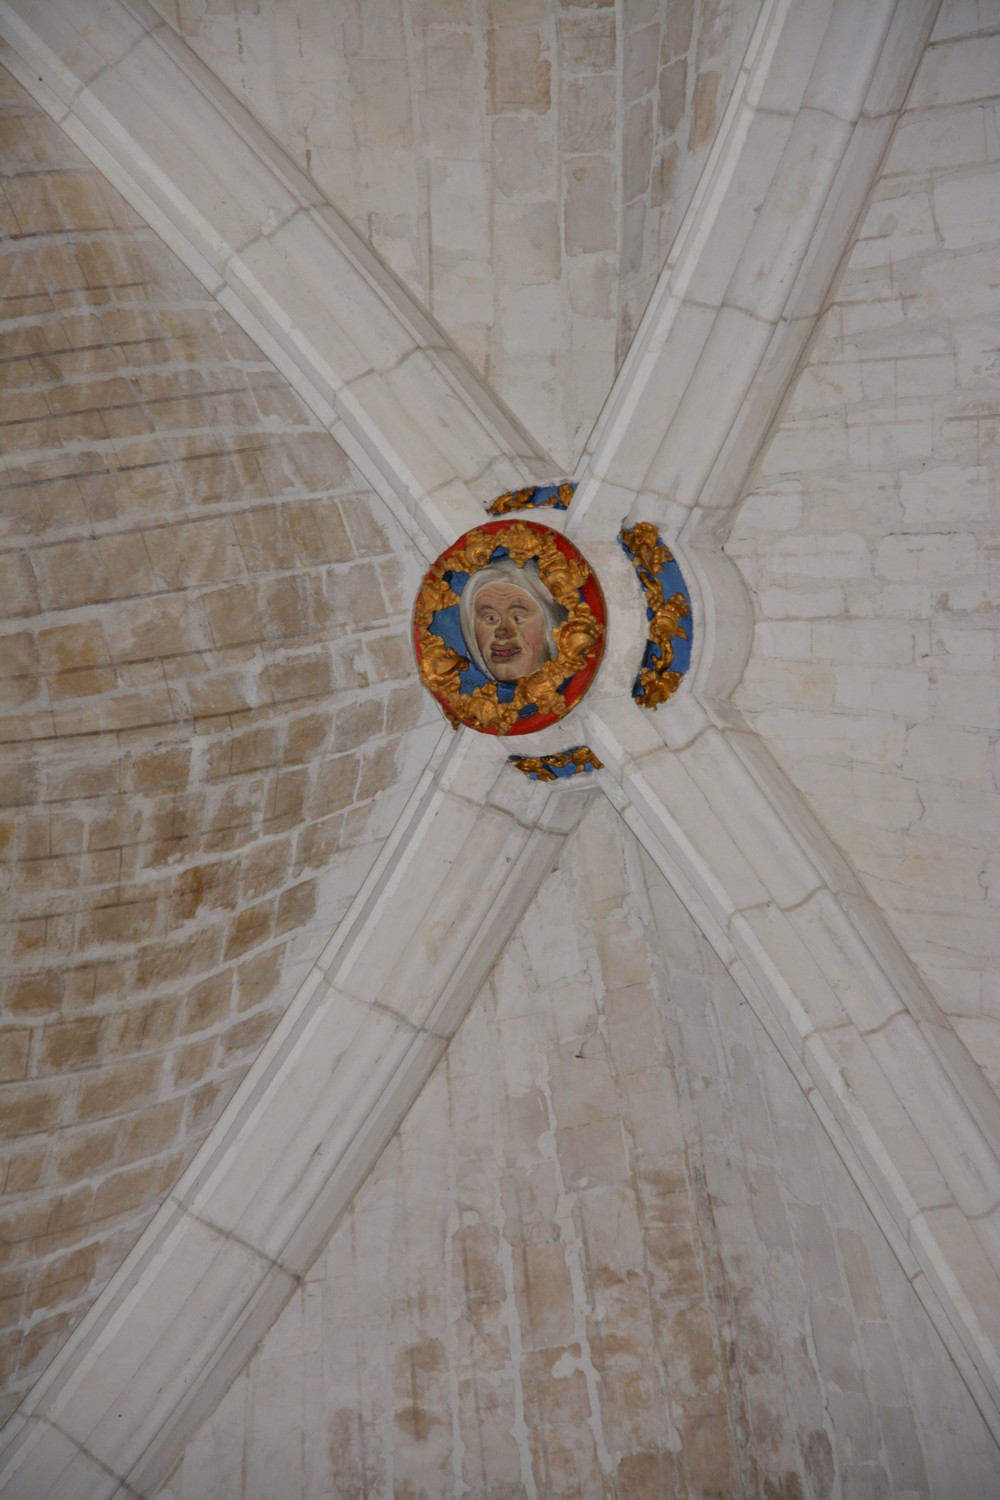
top-left (617, 529), bottom-right (693, 703)
top-left (487, 482), bottom-right (576, 513)
top-left (507, 748), bottom-right (600, 780)
top-left (526, 484), bottom-right (574, 509)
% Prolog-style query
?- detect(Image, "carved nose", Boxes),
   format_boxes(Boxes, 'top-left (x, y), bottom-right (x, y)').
top-left (495, 620), bottom-right (514, 638)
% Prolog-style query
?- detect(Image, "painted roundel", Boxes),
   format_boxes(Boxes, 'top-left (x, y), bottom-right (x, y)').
top-left (413, 520), bottom-right (606, 736)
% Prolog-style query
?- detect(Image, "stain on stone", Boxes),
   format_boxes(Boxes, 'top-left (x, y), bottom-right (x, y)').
top-left (763, 1470), bottom-right (806, 1500)
top-left (327, 1407), bottom-right (371, 1500)
top-left (689, 67), bottom-right (719, 149)
top-left (616, 1446), bottom-right (679, 1497)
top-left (803, 1425), bottom-right (835, 1498)
top-left (394, 1338), bottom-right (448, 1442)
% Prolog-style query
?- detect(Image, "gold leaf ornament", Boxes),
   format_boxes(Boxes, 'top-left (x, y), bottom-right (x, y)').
top-left (620, 522), bottom-right (691, 710)
top-left (415, 523), bottom-right (605, 736)
top-left (486, 482), bottom-right (575, 516)
top-left (509, 746), bottom-right (603, 781)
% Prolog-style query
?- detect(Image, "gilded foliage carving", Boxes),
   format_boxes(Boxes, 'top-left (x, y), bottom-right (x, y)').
top-left (508, 747), bottom-right (603, 781)
top-left (414, 522), bottom-right (605, 736)
top-left (486, 482), bottom-right (576, 516)
top-left (619, 521), bottom-right (692, 709)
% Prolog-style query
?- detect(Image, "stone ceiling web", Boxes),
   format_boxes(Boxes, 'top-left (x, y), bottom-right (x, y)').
top-left (3, 1), bottom-right (1000, 1496)
top-left (142, 0), bottom-right (764, 472)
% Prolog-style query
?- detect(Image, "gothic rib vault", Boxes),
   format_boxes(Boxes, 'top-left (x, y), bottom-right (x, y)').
top-left (2, 0), bottom-right (1000, 1495)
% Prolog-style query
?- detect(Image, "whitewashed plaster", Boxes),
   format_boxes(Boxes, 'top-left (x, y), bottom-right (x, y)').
top-left (167, 800), bottom-right (1000, 1499)
top-left (5, 0), bottom-right (1000, 1495)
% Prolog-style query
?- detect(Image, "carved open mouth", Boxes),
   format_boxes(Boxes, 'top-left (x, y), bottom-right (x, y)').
top-left (490, 644), bottom-right (521, 662)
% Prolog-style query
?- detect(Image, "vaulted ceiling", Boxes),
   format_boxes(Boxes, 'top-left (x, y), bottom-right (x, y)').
top-left (2, 1), bottom-right (1000, 1496)
top-left (148, 0), bottom-right (762, 468)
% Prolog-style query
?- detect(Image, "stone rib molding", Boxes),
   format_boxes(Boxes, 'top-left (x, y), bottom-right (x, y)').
top-left (568, 0), bottom-right (940, 561)
top-left (0, 0), bottom-right (554, 561)
top-left (0, 733), bottom-right (598, 1500)
top-left (567, 0), bottom-right (942, 711)
top-left (4, 0), bottom-right (1000, 1486)
top-left (562, 0), bottom-right (1000, 1440)
top-left (586, 697), bottom-right (1000, 1441)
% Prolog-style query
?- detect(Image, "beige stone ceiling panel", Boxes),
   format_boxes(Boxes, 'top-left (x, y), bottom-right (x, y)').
top-left (0, 66), bottom-right (439, 1421)
top-left (729, 6), bottom-right (1000, 1085)
top-left (148, 0), bottom-right (760, 469)
top-left (167, 800), bottom-right (1000, 1498)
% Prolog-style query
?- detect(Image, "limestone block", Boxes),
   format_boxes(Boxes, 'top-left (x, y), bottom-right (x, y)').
top-left (492, 115), bottom-right (550, 198)
top-left (0, 0), bottom-right (151, 104)
top-left (933, 164), bottom-right (1000, 252)
top-left (566, 253), bottom-right (615, 318)
top-left (557, 11), bottom-right (615, 73)
top-left (342, 0), bottom-right (407, 60)
top-left (833, 665), bottom-right (929, 719)
top-left (420, 88), bottom-right (483, 159)
top-left (495, 200), bottom-right (560, 285)
top-left (422, 26), bottom-right (475, 89)
top-left (623, 97), bottom-right (654, 203)
top-left (560, 73), bottom-right (615, 155)
top-left (900, 463), bottom-right (990, 523)
top-left (910, 29), bottom-right (1000, 108)
top-left (623, 20), bottom-right (658, 102)
top-left (903, 721), bottom-right (989, 783)
top-left (769, 531), bottom-right (872, 581)
top-left (488, 26), bottom-right (551, 115)
top-left (563, 154), bottom-right (615, 255)
top-left (428, 156), bottom-right (491, 261)
top-left (348, 57), bottom-right (413, 148)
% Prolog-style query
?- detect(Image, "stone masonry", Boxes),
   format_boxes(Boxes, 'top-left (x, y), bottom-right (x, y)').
top-left (0, 68), bottom-right (433, 1422)
top-left (170, 800), bottom-right (999, 1499)
top-left (151, 0), bottom-right (756, 469)
top-left (3, 1), bottom-right (1000, 1495)
top-left (730, 8), bottom-right (1000, 1089)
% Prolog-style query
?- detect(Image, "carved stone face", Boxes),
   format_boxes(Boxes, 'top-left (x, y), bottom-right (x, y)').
top-left (472, 582), bottom-right (550, 682)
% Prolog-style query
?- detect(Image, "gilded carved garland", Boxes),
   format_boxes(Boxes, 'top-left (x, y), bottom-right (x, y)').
top-left (619, 521), bottom-right (692, 709)
top-left (414, 522), bottom-right (605, 736)
top-left (508, 747), bottom-right (603, 781)
top-left (486, 482), bottom-right (576, 516)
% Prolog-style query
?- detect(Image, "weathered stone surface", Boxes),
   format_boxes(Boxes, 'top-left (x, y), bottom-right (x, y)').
top-left (730, 12), bottom-right (1000, 1078)
top-left (143, 0), bottom-right (757, 465)
top-left (170, 803), bottom-right (1000, 1498)
top-left (4, 4), bottom-right (1000, 1491)
top-left (0, 68), bottom-right (433, 1420)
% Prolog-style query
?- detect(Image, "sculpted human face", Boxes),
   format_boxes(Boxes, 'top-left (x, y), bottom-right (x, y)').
top-left (473, 582), bottom-right (550, 682)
